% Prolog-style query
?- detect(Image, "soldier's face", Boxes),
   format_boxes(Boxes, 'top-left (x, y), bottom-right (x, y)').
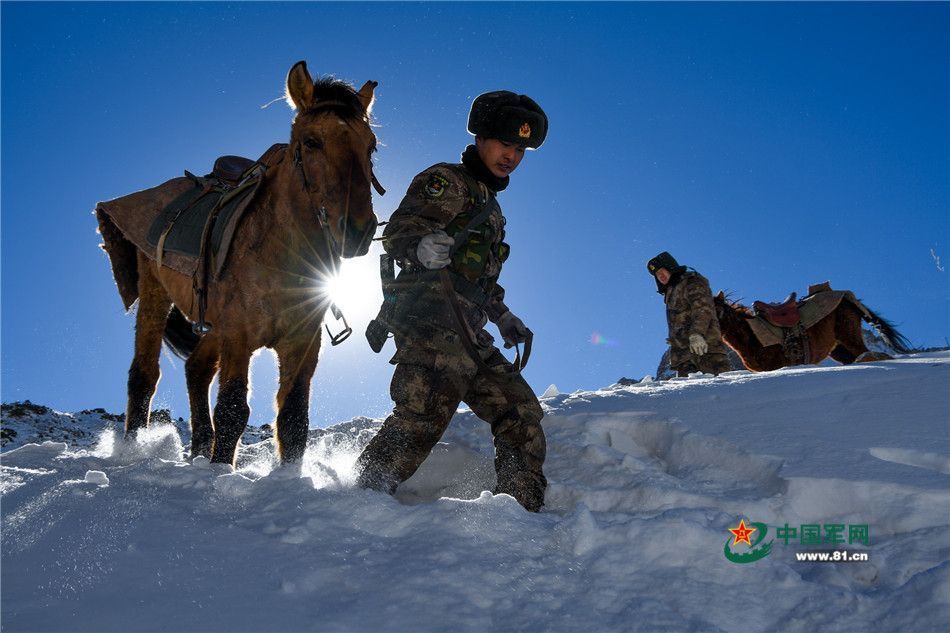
top-left (476, 137), bottom-right (526, 178)
top-left (655, 268), bottom-right (671, 285)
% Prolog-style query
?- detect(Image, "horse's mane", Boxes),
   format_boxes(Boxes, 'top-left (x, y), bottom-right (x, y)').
top-left (305, 77), bottom-right (366, 120)
top-left (719, 291), bottom-right (754, 317)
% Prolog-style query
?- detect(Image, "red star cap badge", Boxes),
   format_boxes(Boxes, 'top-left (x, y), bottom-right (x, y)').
top-left (729, 520), bottom-right (756, 546)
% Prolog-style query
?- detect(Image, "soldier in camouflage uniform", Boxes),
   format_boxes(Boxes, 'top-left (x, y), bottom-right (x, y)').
top-left (356, 91), bottom-right (549, 512)
top-left (647, 251), bottom-right (731, 377)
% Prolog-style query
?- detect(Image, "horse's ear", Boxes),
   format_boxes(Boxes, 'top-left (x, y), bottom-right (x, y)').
top-left (286, 61), bottom-right (315, 111)
top-left (716, 290), bottom-right (725, 299)
top-left (357, 80), bottom-right (378, 115)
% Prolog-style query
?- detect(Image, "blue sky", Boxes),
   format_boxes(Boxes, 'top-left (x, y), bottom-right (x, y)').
top-left (2, 2), bottom-right (948, 428)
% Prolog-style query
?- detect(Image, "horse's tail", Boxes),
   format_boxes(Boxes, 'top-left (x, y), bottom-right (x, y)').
top-left (163, 306), bottom-right (201, 360)
top-left (853, 297), bottom-right (913, 354)
top-left (95, 206), bottom-right (139, 311)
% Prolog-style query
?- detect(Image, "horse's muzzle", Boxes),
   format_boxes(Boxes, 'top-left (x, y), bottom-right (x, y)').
top-left (340, 215), bottom-right (378, 258)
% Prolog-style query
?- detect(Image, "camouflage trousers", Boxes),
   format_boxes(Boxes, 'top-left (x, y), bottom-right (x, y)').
top-left (355, 324), bottom-right (547, 512)
top-left (674, 352), bottom-right (732, 377)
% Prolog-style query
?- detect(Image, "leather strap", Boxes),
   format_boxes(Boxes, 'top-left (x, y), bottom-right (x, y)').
top-left (155, 182), bottom-right (214, 269)
top-left (439, 269), bottom-right (527, 379)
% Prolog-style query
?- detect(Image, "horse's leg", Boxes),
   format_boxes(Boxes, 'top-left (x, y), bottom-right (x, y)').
top-left (806, 313), bottom-right (838, 364)
top-left (209, 343), bottom-right (252, 465)
top-left (833, 304), bottom-right (870, 363)
top-left (830, 344), bottom-right (857, 364)
top-left (125, 255), bottom-right (171, 436)
top-left (273, 333), bottom-right (322, 464)
top-left (185, 336), bottom-right (219, 459)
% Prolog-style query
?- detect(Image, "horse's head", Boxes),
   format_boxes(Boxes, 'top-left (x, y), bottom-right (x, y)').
top-left (714, 291), bottom-right (752, 325)
top-left (285, 61), bottom-right (379, 258)
top-left (714, 290), bottom-right (728, 322)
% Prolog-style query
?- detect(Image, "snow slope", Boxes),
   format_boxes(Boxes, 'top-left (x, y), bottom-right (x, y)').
top-left (2, 353), bottom-right (949, 632)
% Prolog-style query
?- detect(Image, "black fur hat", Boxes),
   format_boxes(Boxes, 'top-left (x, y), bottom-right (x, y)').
top-left (468, 90), bottom-right (548, 149)
top-left (647, 251), bottom-right (688, 293)
top-left (647, 251), bottom-right (685, 277)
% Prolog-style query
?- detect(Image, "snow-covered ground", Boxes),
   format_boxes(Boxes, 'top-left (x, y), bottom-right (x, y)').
top-left (2, 353), bottom-right (949, 632)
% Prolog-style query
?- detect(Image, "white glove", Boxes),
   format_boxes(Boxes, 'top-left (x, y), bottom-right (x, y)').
top-left (416, 231), bottom-right (455, 269)
top-left (496, 310), bottom-right (530, 348)
top-left (689, 333), bottom-right (708, 356)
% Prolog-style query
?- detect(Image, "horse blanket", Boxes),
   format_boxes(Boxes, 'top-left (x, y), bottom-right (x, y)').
top-left (95, 144), bottom-right (286, 282)
top-left (746, 289), bottom-right (867, 348)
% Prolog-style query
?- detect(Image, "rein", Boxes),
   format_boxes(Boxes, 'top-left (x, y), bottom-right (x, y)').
top-left (291, 142), bottom-right (354, 345)
top-left (439, 269), bottom-right (532, 379)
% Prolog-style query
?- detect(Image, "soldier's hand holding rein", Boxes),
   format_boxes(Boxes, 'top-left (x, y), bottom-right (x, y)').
top-left (417, 231), bottom-right (455, 269)
top-left (497, 310), bottom-right (530, 348)
top-left (689, 334), bottom-right (708, 356)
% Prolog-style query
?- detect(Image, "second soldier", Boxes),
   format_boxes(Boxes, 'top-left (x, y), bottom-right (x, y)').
top-left (647, 251), bottom-right (732, 378)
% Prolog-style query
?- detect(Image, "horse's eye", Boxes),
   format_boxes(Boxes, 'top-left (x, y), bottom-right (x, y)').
top-left (304, 137), bottom-right (324, 150)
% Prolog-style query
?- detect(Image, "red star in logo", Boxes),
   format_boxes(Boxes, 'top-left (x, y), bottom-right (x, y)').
top-left (729, 520), bottom-right (756, 546)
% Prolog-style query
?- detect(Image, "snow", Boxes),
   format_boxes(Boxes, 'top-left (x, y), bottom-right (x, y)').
top-left (2, 352), bottom-right (949, 632)
top-left (82, 470), bottom-right (109, 486)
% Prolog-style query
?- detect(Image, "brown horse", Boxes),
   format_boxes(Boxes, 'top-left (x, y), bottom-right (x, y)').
top-left (97, 61), bottom-right (380, 465)
top-left (713, 290), bottom-right (911, 372)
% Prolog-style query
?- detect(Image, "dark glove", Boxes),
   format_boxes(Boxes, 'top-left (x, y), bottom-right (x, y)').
top-left (496, 310), bottom-right (530, 348)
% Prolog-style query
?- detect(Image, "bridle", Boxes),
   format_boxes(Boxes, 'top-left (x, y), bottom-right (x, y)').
top-left (289, 106), bottom-right (385, 345)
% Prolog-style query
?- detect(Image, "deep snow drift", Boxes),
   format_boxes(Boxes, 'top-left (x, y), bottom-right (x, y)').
top-left (2, 353), bottom-right (949, 632)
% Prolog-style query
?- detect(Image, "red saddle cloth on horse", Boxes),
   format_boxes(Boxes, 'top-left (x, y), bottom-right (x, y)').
top-left (753, 292), bottom-right (801, 328)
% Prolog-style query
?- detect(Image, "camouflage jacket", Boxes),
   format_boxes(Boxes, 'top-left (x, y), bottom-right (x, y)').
top-left (382, 163), bottom-right (510, 336)
top-left (663, 271), bottom-right (728, 368)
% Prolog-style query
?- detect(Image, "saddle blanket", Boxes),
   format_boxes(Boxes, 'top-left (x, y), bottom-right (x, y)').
top-left (746, 289), bottom-right (866, 348)
top-left (94, 144), bottom-right (285, 279)
top-left (143, 176), bottom-right (260, 277)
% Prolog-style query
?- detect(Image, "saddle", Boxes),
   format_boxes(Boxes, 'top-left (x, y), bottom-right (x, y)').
top-left (95, 143), bottom-right (288, 330)
top-left (144, 144), bottom-right (285, 278)
top-left (753, 292), bottom-right (801, 328)
top-left (745, 283), bottom-right (858, 367)
top-left (212, 155), bottom-right (257, 184)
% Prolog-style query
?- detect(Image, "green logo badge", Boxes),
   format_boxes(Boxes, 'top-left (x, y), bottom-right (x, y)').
top-left (423, 174), bottom-right (449, 198)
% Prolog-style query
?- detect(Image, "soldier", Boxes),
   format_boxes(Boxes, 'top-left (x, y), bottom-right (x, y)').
top-left (357, 91), bottom-right (548, 512)
top-left (647, 251), bottom-right (731, 377)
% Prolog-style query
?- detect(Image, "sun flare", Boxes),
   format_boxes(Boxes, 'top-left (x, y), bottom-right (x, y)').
top-left (319, 254), bottom-right (383, 321)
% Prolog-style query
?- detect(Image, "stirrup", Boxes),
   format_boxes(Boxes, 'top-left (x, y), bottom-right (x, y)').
top-left (192, 321), bottom-right (212, 335)
top-left (325, 303), bottom-right (352, 346)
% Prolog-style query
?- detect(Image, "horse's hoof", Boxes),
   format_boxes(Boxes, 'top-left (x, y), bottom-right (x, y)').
top-left (268, 461), bottom-right (304, 480)
top-left (190, 444), bottom-right (212, 461)
top-left (856, 351), bottom-right (893, 363)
